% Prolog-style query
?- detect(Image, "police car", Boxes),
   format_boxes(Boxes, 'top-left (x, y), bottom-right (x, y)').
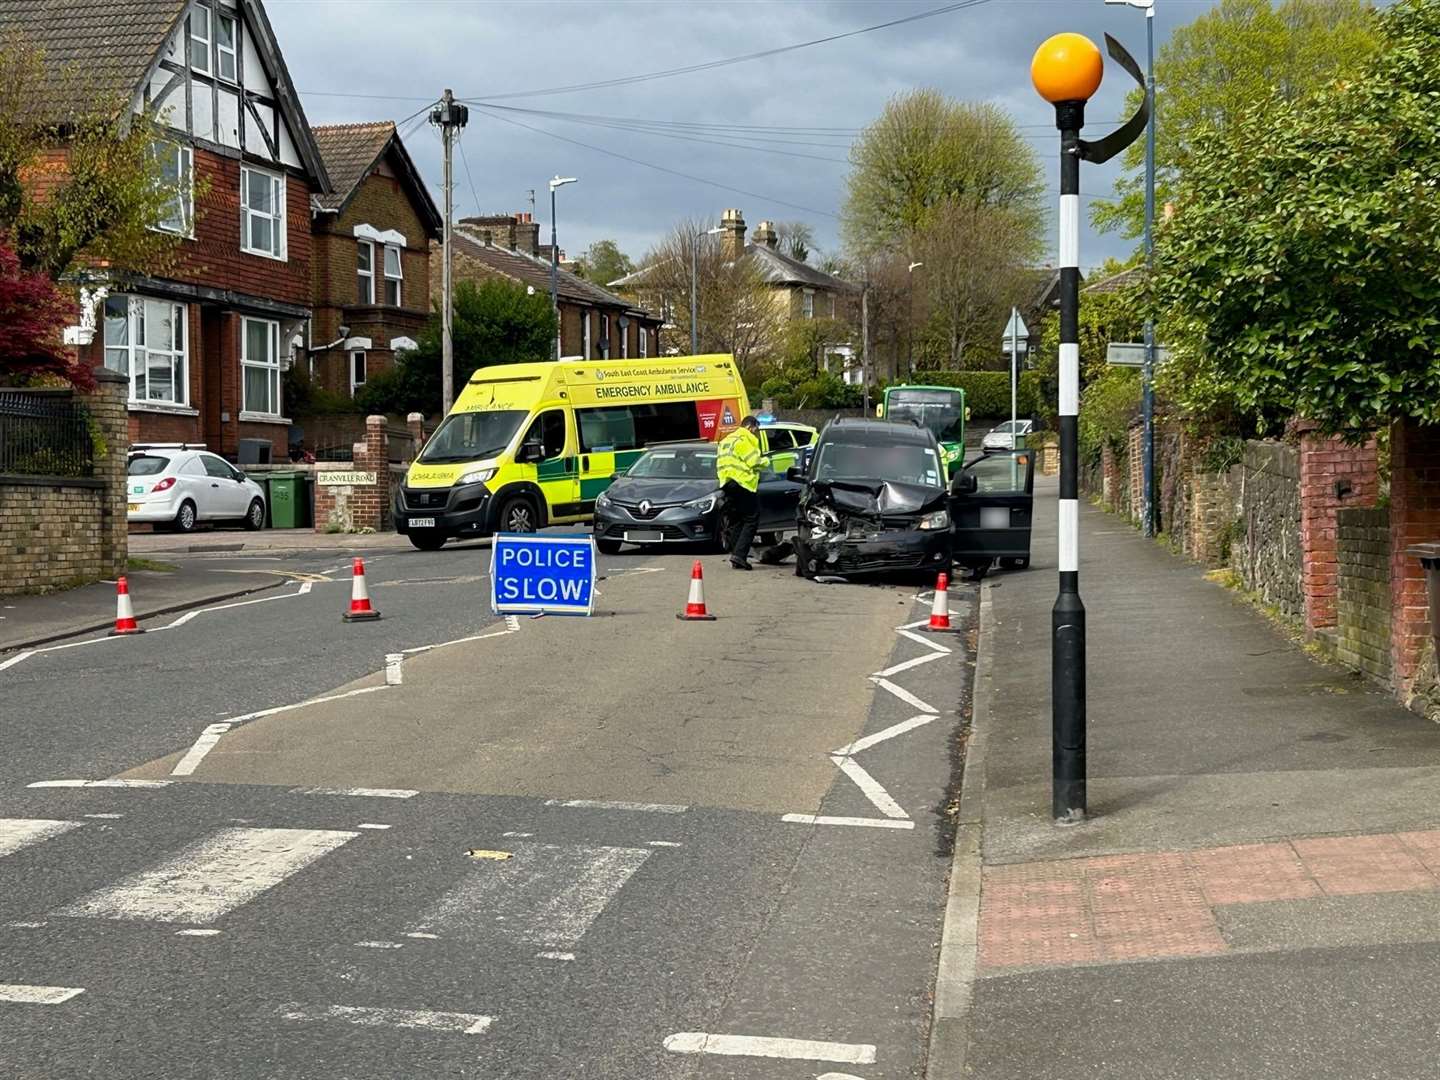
top-left (127, 444), bottom-right (268, 532)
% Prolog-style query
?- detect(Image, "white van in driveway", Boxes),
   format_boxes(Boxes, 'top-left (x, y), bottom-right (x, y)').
top-left (127, 445), bottom-right (267, 532)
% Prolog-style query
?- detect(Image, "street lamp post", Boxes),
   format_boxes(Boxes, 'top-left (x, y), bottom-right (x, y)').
top-left (1107, 0), bottom-right (1157, 536)
top-left (906, 261), bottom-right (923, 378)
top-left (690, 226), bottom-right (724, 355)
top-left (1031, 30), bottom-right (1150, 824)
top-left (549, 176), bottom-right (577, 360)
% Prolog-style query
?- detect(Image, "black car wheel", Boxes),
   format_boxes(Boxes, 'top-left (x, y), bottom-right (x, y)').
top-left (243, 498), bottom-right (265, 531)
top-left (408, 531), bottom-right (447, 551)
top-left (596, 536), bottom-right (623, 555)
top-left (498, 495), bottom-right (538, 534)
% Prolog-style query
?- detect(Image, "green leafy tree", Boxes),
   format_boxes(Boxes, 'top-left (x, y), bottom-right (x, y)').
top-left (1157, 0), bottom-right (1440, 435)
top-left (1033, 284), bottom-right (1145, 427)
top-left (1095, 0), bottom-right (1379, 239)
top-left (0, 35), bottom-right (180, 280)
top-left (575, 239), bottom-right (634, 286)
top-left (357, 278), bottom-right (555, 415)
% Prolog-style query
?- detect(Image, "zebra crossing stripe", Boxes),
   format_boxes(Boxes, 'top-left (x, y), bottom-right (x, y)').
top-left (408, 842), bottom-right (649, 950)
top-left (53, 827), bottom-right (358, 924)
top-left (0, 818), bottom-right (81, 860)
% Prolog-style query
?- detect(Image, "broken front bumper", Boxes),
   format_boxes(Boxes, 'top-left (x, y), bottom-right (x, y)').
top-left (794, 524), bottom-right (951, 576)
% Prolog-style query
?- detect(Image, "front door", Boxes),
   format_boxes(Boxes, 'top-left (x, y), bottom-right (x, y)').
top-left (526, 409), bottom-right (582, 521)
top-left (952, 449), bottom-right (1035, 565)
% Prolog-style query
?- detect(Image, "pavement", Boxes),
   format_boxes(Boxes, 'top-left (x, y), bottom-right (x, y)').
top-left (0, 540), bottom-right (977, 1079)
top-left (129, 526), bottom-right (419, 554)
top-left (951, 476), bottom-right (1440, 1079)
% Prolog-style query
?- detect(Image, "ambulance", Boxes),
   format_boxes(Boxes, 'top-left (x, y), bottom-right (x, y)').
top-left (395, 355), bottom-right (750, 550)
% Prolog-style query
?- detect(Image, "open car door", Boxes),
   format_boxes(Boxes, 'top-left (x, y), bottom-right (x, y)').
top-left (951, 449), bottom-right (1035, 574)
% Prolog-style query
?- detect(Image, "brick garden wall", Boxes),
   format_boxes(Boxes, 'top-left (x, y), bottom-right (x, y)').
top-left (312, 416), bottom-right (389, 532)
top-left (1232, 440), bottom-right (1303, 622)
top-left (1334, 507), bottom-right (1392, 685)
top-left (0, 371), bottom-right (129, 595)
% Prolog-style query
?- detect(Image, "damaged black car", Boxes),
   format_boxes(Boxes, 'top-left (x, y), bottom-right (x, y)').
top-left (788, 418), bottom-right (953, 580)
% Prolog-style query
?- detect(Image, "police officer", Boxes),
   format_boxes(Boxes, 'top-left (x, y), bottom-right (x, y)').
top-left (716, 415), bottom-right (763, 570)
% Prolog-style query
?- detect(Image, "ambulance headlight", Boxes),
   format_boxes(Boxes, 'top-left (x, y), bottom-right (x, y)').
top-left (684, 492), bottom-right (719, 514)
top-left (457, 468), bottom-right (496, 486)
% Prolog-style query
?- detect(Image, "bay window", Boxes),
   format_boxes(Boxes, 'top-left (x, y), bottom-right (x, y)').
top-left (242, 316), bottom-right (281, 417)
top-left (383, 244), bottom-right (402, 306)
top-left (241, 166), bottom-right (286, 259)
top-left (103, 295), bottom-right (188, 407)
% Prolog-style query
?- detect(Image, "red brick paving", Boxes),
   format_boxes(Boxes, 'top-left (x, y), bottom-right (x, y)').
top-left (979, 829), bottom-right (1440, 971)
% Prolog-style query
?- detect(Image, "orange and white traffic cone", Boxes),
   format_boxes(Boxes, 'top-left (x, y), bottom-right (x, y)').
top-left (342, 557), bottom-right (381, 621)
top-left (108, 576), bottom-right (142, 636)
top-left (676, 559), bottom-right (717, 621)
top-left (925, 572), bottom-right (953, 632)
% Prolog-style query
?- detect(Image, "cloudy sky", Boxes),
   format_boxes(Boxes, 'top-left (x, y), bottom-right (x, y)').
top-left (270, 0), bottom-right (1224, 273)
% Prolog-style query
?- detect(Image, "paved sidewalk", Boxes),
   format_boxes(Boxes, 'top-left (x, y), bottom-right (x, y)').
top-left (129, 527), bottom-right (418, 554)
top-left (956, 477), bottom-right (1440, 1079)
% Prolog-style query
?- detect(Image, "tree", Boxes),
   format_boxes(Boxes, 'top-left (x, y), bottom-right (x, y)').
top-left (0, 240), bottom-right (88, 388)
top-left (1094, 0), bottom-right (1379, 238)
top-left (1033, 283), bottom-right (1145, 429)
top-left (575, 239), bottom-right (634, 287)
top-left (1156, 0), bottom-right (1440, 434)
top-left (842, 90), bottom-right (1044, 260)
top-left (357, 278), bottom-right (555, 415)
top-left (774, 221), bottom-right (815, 263)
top-left (0, 35), bottom-right (180, 281)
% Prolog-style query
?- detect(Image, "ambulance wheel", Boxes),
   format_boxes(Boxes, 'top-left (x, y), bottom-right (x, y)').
top-left (498, 495), bottom-right (539, 534)
top-left (408, 532), bottom-right (447, 551)
top-left (597, 536), bottom-right (623, 555)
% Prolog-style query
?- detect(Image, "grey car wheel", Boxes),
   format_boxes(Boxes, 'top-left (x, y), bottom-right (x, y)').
top-left (243, 499), bottom-right (265, 531)
top-left (499, 496), bottom-right (537, 533)
top-left (175, 500), bottom-right (197, 533)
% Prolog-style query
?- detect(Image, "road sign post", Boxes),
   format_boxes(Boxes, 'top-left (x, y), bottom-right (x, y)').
top-left (490, 534), bottom-right (597, 617)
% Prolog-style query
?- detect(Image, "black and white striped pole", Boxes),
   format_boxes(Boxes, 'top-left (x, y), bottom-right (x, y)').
top-left (1031, 32), bottom-right (1150, 825)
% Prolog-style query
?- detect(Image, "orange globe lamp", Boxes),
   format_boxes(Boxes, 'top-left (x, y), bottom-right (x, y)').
top-left (1031, 33), bottom-right (1104, 104)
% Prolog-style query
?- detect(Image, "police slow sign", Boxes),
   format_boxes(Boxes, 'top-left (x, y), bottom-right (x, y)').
top-left (490, 533), bottom-right (596, 616)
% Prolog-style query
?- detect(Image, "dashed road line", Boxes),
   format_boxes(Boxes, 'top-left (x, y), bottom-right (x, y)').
top-left (536, 950), bottom-right (575, 961)
top-left (176, 929), bottom-right (222, 937)
top-left (543, 799), bottom-right (687, 814)
top-left (28, 779), bottom-right (172, 790)
top-left (357, 823), bottom-right (392, 830)
top-left (0, 984), bottom-right (85, 1006)
top-left (662, 1033), bottom-right (876, 1064)
top-left (355, 940), bottom-right (403, 949)
top-left (293, 787), bottom-right (418, 799)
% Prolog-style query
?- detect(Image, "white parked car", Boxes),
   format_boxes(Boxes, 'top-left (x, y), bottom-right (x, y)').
top-left (981, 419), bottom-right (1034, 451)
top-left (127, 445), bottom-right (267, 532)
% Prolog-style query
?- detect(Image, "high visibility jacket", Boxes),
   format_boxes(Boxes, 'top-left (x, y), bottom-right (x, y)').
top-left (716, 427), bottom-right (762, 492)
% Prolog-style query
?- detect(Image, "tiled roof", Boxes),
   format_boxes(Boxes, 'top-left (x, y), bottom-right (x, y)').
top-left (311, 122), bottom-right (396, 211)
top-left (1083, 265), bottom-right (1146, 295)
top-left (746, 244), bottom-right (858, 291)
top-left (453, 229), bottom-right (656, 318)
top-left (0, 0), bottom-right (187, 121)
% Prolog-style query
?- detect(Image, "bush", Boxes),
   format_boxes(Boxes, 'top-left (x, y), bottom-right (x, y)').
top-left (1077, 367), bottom-right (1141, 463)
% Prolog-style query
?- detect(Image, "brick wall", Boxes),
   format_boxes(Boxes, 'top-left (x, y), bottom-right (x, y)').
top-left (1101, 445), bottom-right (1119, 508)
top-left (0, 371), bottom-right (129, 595)
top-left (1388, 419), bottom-right (1440, 697)
top-left (1232, 440), bottom-right (1302, 622)
top-left (1188, 465), bottom-right (1239, 568)
top-left (1127, 421), bottom-right (1144, 524)
top-left (1333, 507), bottom-right (1392, 685)
top-left (1297, 426), bottom-right (1380, 633)
top-left (313, 415), bottom-right (389, 532)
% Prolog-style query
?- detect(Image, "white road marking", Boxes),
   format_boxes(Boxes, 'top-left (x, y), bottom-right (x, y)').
top-left (502, 831), bottom-right (534, 838)
top-left (6, 921), bottom-right (46, 929)
top-left (28, 779), bottom-right (172, 789)
top-left (543, 799), bottom-right (687, 814)
top-left (171, 723), bottom-right (231, 777)
top-left (404, 932), bottom-right (439, 940)
top-left (662, 1033), bottom-right (876, 1064)
top-left (358, 823), bottom-right (392, 830)
top-left (869, 678), bottom-right (937, 716)
top-left (293, 787), bottom-right (418, 799)
top-left (781, 815), bottom-right (915, 830)
top-left (0, 650), bottom-right (36, 672)
top-left (84, 813), bottom-right (124, 820)
top-left (536, 950), bottom-right (575, 961)
top-left (55, 826), bottom-right (358, 924)
top-left (0, 984), bottom-right (85, 1006)
top-left (281, 1004), bottom-right (493, 1036)
top-left (896, 628), bottom-right (952, 654)
top-left (355, 940), bottom-right (403, 949)
top-left (873, 651), bottom-right (945, 678)
top-left (646, 841), bottom-right (682, 848)
top-left (0, 818), bottom-right (81, 859)
top-left (409, 842), bottom-right (649, 950)
top-left (818, 1074), bottom-right (869, 1079)
top-left (834, 714), bottom-right (939, 757)
top-left (402, 627), bottom-right (512, 655)
top-left (897, 618), bottom-right (933, 631)
top-left (830, 756), bottom-right (907, 819)
top-left (176, 928), bottom-right (221, 937)
top-left (504, 615), bottom-right (520, 631)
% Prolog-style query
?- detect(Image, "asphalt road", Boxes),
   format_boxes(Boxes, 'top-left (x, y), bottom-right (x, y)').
top-left (1, 540), bottom-right (975, 1079)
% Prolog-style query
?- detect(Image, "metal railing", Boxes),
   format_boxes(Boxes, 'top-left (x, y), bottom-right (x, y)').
top-left (0, 391), bottom-right (95, 478)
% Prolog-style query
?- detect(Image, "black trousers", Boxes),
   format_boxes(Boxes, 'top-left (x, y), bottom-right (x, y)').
top-left (722, 480), bottom-right (759, 563)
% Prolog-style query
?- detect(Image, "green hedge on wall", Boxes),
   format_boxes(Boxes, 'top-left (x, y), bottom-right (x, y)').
top-left (907, 371), bottom-right (1043, 418)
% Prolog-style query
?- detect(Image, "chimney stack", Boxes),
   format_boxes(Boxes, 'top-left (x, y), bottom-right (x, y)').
top-left (753, 220), bottom-right (778, 251)
top-left (720, 208), bottom-right (746, 261)
top-left (514, 210), bottom-right (540, 256)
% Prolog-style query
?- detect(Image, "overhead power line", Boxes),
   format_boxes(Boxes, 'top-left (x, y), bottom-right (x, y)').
top-left (461, 0), bottom-right (995, 102)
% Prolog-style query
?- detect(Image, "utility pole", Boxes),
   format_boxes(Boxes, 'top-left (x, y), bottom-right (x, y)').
top-left (430, 89), bottom-right (468, 413)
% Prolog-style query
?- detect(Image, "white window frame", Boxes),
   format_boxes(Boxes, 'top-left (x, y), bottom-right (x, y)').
top-left (350, 350), bottom-right (367, 396)
top-left (216, 10), bottom-right (238, 83)
top-left (188, 5), bottom-right (211, 75)
top-left (639, 325), bottom-right (648, 358)
top-left (240, 165), bottom-right (286, 261)
top-left (152, 141), bottom-right (193, 237)
top-left (357, 240), bottom-right (374, 304)
top-left (103, 295), bottom-right (189, 407)
top-left (582, 310), bottom-right (591, 358)
top-left (600, 313), bottom-right (610, 357)
top-left (383, 244), bottom-right (403, 307)
top-left (621, 322), bottom-right (629, 359)
top-left (801, 288), bottom-right (815, 320)
top-left (241, 316), bottom-right (282, 417)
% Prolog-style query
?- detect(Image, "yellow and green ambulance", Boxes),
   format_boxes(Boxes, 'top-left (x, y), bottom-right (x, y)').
top-left (395, 355), bottom-right (750, 550)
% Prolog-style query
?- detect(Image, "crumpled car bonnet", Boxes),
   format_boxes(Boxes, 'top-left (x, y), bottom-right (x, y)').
top-left (809, 478), bottom-right (945, 516)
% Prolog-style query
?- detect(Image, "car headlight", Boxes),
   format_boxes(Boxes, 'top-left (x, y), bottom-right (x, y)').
top-left (919, 510), bottom-right (950, 531)
top-left (684, 492), bottom-right (719, 514)
top-left (457, 468), bottom-right (495, 486)
top-left (596, 490), bottom-right (613, 510)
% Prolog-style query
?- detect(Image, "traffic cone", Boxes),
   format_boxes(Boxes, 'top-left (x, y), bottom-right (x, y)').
top-left (342, 557), bottom-right (381, 621)
top-left (108, 576), bottom-right (142, 636)
top-left (925, 572), bottom-right (953, 632)
top-left (676, 560), bottom-right (717, 621)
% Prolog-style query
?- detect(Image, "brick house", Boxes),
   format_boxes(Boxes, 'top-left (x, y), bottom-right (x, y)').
top-left (442, 214), bottom-right (662, 361)
top-left (4, 0), bottom-right (330, 462)
top-left (309, 122), bottom-right (441, 398)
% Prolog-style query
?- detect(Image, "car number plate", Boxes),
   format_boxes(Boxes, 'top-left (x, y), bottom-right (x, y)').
top-left (981, 507), bottom-right (1011, 529)
top-left (127, 503), bottom-right (141, 512)
top-left (624, 530), bottom-right (664, 543)
top-left (410, 517), bottom-right (436, 528)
